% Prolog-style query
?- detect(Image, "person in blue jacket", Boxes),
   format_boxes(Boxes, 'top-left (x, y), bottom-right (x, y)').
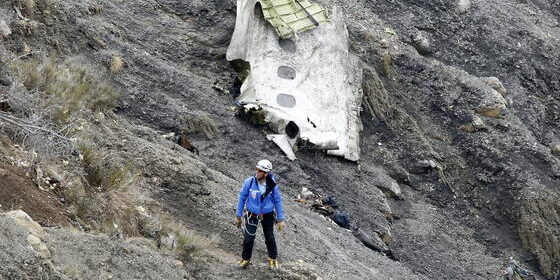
top-left (235, 159), bottom-right (284, 269)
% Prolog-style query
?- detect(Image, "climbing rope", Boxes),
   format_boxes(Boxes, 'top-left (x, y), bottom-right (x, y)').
top-left (242, 211), bottom-right (260, 236)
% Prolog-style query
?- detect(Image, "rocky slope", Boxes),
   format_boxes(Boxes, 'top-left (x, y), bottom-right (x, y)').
top-left (0, 0), bottom-right (559, 279)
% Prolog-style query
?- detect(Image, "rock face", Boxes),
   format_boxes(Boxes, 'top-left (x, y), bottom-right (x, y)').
top-left (0, 211), bottom-right (188, 280)
top-left (517, 186), bottom-right (560, 279)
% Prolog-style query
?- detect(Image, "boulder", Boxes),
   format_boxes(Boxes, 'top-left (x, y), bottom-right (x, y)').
top-left (460, 116), bottom-right (485, 133)
top-left (485, 77), bottom-right (507, 96)
top-left (475, 88), bottom-right (507, 118)
top-left (0, 76), bottom-right (11, 86)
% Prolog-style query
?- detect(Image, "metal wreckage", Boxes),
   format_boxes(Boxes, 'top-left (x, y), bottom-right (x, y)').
top-left (227, 0), bottom-right (363, 161)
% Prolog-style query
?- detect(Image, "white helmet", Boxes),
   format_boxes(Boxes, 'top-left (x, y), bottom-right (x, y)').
top-left (256, 159), bottom-right (272, 172)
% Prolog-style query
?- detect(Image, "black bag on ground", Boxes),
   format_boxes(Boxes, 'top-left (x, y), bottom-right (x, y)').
top-left (332, 211), bottom-right (350, 229)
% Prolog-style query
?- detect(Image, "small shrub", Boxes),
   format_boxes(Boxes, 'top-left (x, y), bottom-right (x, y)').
top-left (382, 52), bottom-right (393, 78)
top-left (182, 112), bottom-right (218, 139)
top-left (88, 4), bottom-right (103, 15)
top-left (78, 143), bottom-right (135, 192)
top-left (63, 143), bottom-right (146, 237)
top-left (109, 55), bottom-right (124, 74)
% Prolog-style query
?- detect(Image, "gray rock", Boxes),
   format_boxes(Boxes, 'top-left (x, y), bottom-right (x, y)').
top-left (0, 210), bottom-right (189, 280)
top-left (353, 227), bottom-right (390, 253)
top-left (0, 76), bottom-right (11, 86)
top-left (455, 0), bottom-right (471, 14)
top-left (377, 180), bottom-right (402, 198)
top-left (485, 77), bottom-right (507, 96)
top-left (0, 21), bottom-right (11, 37)
top-left (551, 144), bottom-right (560, 155)
top-left (379, 39), bottom-right (389, 48)
top-left (411, 32), bottom-right (432, 55)
top-left (475, 87), bottom-right (507, 118)
top-left (471, 116), bottom-right (485, 129)
top-left (418, 159), bottom-right (438, 169)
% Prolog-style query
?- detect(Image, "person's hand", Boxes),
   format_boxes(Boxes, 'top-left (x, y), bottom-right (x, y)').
top-left (235, 217), bottom-right (242, 228)
top-left (276, 221), bottom-right (284, 231)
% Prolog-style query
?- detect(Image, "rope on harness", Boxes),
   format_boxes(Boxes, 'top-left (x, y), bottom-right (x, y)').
top-left (242, 211), bottom-right (260, 236)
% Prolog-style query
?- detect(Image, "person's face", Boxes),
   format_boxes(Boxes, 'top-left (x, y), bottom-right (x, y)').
top-left (255, 168), bottom-right (267, 179)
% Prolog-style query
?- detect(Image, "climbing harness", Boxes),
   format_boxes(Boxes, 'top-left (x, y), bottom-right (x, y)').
top-left (240, 176), bottom-right (277, 236)
top-left (242, 211), bottom-right (263, 236)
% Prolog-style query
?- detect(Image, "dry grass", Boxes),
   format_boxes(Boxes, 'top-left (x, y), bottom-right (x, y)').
top-left (12, 56), bottom-right (119, 123)
top-left (363, 31), bottom-right (375, 42)
top-left (60, 143), bottom-right (147, 237)
top-left (158, 216), bottom-right (219, 259)
top-left (182, 112), bottom-right (218, 139)
top-left (78, 143), bottom-right (137, 193)
top-left (12, 20), bottom-right (40, 36)
top-left (12, 0), bottom-right (52, 18)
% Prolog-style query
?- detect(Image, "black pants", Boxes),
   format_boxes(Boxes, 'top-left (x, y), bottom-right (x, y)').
top-left (242, 212), bottom-right (277, 260)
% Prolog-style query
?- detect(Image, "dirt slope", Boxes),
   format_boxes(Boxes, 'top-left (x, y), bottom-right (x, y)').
top-left (1, 0), bottom-right (559, 279)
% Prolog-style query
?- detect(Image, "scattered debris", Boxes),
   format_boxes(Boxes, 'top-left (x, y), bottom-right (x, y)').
top-left (332, 212), bottom-right (350, 229)
top-left (212, 83), bottom-right (229, 94)
top-left (502, 258), bottom-right (536, 280)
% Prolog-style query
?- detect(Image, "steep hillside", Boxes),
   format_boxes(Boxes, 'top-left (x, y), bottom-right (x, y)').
top-left (1, 0), bottom-right (559, 279)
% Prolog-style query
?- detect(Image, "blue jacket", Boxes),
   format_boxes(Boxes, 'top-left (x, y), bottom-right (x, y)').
top-left (235, 173), bottom-right (284, 221)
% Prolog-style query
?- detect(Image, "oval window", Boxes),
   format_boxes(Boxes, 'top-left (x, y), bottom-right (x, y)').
top-left (278, 66), bottom-right (296, 80)
top-left (277, 94), bottom-right (296, 108)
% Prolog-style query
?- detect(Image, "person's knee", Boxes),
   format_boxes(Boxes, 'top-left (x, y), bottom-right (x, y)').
top-left (264, 232), bottom-right (275, 241)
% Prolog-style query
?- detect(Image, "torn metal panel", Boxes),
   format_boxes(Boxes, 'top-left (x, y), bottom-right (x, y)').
top-left (227, 2), bottom-right (363, 161)
top-left (259, 0), bottom-right (329, 39)
top-left (267, 134), bottom-right (297, 160)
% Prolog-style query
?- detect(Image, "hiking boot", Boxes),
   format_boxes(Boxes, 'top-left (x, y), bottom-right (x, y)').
top-left (267, 258), bottom-right (278, 268)
top-left (239, 259), bottom-right (250, 269)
